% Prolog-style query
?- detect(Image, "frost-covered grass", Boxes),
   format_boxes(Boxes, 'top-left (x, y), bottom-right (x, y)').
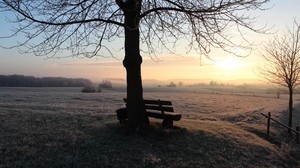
top-left (0, 87), bottom-right (299, 167)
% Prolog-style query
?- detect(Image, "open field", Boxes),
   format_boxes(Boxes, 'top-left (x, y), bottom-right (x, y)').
top-left (0, 87), bottom-right (299, 167)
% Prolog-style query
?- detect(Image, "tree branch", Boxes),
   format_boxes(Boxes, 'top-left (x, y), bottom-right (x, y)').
top-left (3, 0), bottom-right (124, 27)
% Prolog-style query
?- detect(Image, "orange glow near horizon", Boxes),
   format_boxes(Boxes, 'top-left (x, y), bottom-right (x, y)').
top-left (137, 54), bottom-right (260, 83)
top-left (0, 53), bottom-right (260, 84)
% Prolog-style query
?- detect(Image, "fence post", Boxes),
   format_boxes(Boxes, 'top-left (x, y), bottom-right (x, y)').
top-left (267, 112), bottom-right (271, 136)
top-left (296, 126), bottom-right (299, 144)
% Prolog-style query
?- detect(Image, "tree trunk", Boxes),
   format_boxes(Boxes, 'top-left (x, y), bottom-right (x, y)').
top-left (119, 0), bottom-right (149, 129)
top-left (288, 86), bottom-right (293, 133)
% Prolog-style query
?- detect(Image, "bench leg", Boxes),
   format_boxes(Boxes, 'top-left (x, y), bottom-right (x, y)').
top-left (116, 108), bottom-right (127, 124)
top-left (162, 119), bottom-right (173, 127)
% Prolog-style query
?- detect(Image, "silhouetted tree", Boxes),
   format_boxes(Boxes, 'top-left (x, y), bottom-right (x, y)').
top-left (259, 21), bottom-right (300, 132)
top-left (178, 81), bottom-right (183, 87)
top-left (167, 81), bottom-right (177, 87)
top-left (209, 81), bottom-right (218, 86)
top-left (99, 80), bottom-right (113, 89)
top-left (0, 0), bottom-right (270, 130)
top-left (0, 75), bottom-right (92, 87)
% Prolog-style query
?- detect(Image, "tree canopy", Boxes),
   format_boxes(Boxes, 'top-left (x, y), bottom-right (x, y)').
top-left (259, 21), bottom-right (300, 89)
top-left (1, 0), bottom-right (269, 58)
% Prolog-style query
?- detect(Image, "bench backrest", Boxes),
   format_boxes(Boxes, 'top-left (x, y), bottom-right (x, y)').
top-left (144, 99), bottom-right (174, 113)
top-left (123, 98), bottom-right (174, 114)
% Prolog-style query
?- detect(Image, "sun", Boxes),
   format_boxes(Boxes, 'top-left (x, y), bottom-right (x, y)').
top-left (216, 57), bottom-right (241, 71)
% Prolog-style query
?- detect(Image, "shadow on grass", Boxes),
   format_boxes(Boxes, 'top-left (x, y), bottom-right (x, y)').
top-left (0, 111), bottom-right (292, 168)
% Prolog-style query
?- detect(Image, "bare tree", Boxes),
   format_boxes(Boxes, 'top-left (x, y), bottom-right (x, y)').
top-left (259, 20), bottom-right (300, 131)
top-left (0, 0), bottom-right (270, 130)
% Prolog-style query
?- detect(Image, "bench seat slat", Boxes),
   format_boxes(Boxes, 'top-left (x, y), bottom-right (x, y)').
top-left (146, 110), bottom-right (182, 121)
top-left (144, 99), bottom-right (172, 106)
top-left (124, 98), bottom-right (172, 106)
top-left (144, 105), bottom-right (174, 112)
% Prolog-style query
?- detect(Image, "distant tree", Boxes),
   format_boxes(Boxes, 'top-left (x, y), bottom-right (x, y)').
top-left (0, 75), bottom-right (92, 87)
top-left (178, 81), bottom-right (183, 87)
top-left (209, 81), bottom-right (218, 86)
top-left (167, 82), bottom-right (177, 87)
top-left (99, 80), bottom-right (113, 89)
top-left (258, 21), bottom-right (300, 132)
top-left (0, 0), bottom-right (270, 130)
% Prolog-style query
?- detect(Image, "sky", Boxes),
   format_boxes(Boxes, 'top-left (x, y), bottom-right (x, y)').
top-left (0, 0), bottom-right (300, 84)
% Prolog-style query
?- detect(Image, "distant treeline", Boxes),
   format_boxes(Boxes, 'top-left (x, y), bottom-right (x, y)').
top-left (0, 75), bottom-right (92, 87)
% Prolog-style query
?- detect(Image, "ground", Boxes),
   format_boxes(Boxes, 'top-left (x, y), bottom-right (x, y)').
top-left (0, 87), bottom-right (299, 167)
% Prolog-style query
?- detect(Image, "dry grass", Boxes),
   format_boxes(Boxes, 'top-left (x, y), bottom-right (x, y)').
top-left (0, 87), bottom-right (299, 167)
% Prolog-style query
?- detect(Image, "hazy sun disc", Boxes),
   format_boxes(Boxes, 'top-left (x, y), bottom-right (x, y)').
top-left (216, 57), bottom-right (241, 71)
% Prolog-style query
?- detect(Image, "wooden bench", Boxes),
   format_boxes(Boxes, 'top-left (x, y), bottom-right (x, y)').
top-left (116, 98), bottom-right (182, 127)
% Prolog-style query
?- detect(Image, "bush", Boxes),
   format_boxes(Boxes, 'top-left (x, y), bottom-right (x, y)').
top-left (81, 85), bottom-right (97, 93)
